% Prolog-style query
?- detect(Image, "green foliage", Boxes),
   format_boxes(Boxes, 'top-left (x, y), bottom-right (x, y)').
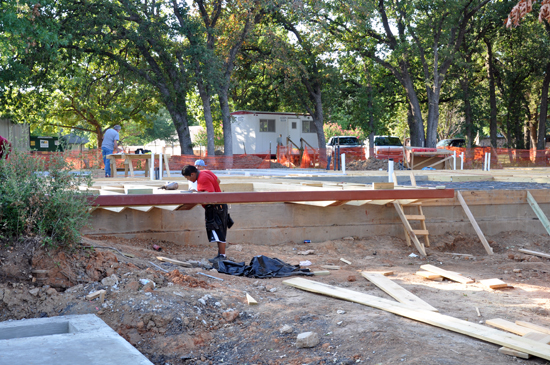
top-left (123, 109), bottom-right (179, 146)
top-left (0, 150), bottom-right (94, 249)
top-left (324, 122), bottom-right (366, 141)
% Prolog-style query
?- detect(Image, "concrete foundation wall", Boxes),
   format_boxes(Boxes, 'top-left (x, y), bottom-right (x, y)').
top-left (84, 200), bottom-right (549, 245)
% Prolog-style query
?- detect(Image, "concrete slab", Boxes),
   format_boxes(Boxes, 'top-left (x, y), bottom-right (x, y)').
top-left (0, 314), bottom-right (152, 365)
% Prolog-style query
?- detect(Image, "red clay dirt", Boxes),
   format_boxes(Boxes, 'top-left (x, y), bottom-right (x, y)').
top-left (1, 231), bottom-right (550, 365)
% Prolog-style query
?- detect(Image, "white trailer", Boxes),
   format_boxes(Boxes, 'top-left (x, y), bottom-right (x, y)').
top-left (231, 111), bottom-right (319, 155)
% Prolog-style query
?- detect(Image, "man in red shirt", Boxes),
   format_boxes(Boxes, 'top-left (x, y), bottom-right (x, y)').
top-left (0, 135), bottom-right (11, 160)
top-left (182, 165), bottom-right (229, 263)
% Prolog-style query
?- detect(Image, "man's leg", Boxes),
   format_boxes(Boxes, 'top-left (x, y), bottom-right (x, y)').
top-left (217, 241), bottom-right (226, 256)
top-left (102, 147), bottom-right (113, 177)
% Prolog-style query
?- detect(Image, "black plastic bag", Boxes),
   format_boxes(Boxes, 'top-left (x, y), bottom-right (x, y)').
top-left (214, 255), bottom-right (312, 279)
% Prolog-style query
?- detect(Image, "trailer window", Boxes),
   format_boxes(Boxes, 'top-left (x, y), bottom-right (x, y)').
top-left (292, 122), bottom-right (297, 129)
top-left (260, 119), bottom-right (275, 132)
top-left (302, 120), bottom-right (315, 133)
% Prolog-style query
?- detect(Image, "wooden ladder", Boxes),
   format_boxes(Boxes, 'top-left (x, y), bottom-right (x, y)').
top-left (393, 201), bottom-right (427, 256)
top-left (402, 202), bottom-right (430, 248)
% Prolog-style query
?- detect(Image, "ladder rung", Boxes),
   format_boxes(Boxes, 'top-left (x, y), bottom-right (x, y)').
top-left (412, 229), bottom-right (429, 235)
top-left (405, 215), bottom-right (425, 221)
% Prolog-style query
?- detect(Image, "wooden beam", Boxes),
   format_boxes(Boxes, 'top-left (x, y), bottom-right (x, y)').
top-left (282, 277), bottom-right (550, 361)
top-left (420, 264), bottom-right (474, 284)
top-left (416, 271), bottom-right (443, 281)
top-left (516, 321), bottom-right (550, 335)
top-left (486, 319), bottom-right (543, 336)
top-left (479, 278), bottom-right (509, 289)
top-left (518, 248), bottom-right (550, 259)
top-left (457, 191), bottom-right (494, 255)
top-left (361, 272), bottom-right (438, 312)
top-left (526, 191), bottom-right (550, 236)
top-left (157, 256), bottom-right (192, 267)
top-left (393, 202), bottom-right (427, 256)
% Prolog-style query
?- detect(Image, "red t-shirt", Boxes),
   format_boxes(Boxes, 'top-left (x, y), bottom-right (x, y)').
top-left (197, 170), bottom-right (221, 192)
top-left (0, 135), bottom-right (11, 159)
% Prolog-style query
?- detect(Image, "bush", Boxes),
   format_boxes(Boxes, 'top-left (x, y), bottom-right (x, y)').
top-left (0, 150), bottom-right (94, 249)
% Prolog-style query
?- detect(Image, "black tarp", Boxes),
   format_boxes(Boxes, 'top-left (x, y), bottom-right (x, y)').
top-left (214, 255), bottom-right (313, 279)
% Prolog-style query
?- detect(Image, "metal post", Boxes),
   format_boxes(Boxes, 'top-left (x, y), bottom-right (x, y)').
top-left (341, 153), bottom-right (346, 174)
top-left (159, 153), bottom-right (163, 180)
top-left (453, 151), bottom-right (456, 170)
top-left (150, 153), bottom-right (155, 181)
top-left (483, 152), bottom-right (487, 171)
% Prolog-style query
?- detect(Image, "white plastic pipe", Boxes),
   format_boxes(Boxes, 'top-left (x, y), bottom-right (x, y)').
top-left (150, 153), bottom-right (155, 180)
top-left (341, 153), bottom-right (346, 174)
top-left (159, 153), bottom-right (163, 180)
top-left (487, 152), bottom-right (491, 171)
top-left (453, 151), bottom-right (456, 170)
top-left (460, 152), bottom-right (464, 170)
top-left (388, 159), bottom-right (394, 182)
top-left (483, 152), bottom-right (487, 171)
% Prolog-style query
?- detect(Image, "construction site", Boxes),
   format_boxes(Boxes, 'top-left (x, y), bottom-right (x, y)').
top-left (2, 153), bottom-right (550, 365)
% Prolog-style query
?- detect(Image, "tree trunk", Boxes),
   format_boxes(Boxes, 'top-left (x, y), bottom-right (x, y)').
top-left (402, 71), bottom-right (425, 147)
top-left (218, 88), bottom-right (233, 156)
top-left (311, 89), bottom-right (326, 153)
top-left (164, 104), bottom-right (193, 155)
top-left (196, 72), bottom-right (216, 156)
top-left (460, 77), bottom-right (473, 148)
top-left (538, 62), bottom-right (550, 150)
top-left (486, 39), bottom-right (498, 148)
top-left (425, 88), bottom-right (441, 148)
top-left (367, 81), bottom-right (375, 158)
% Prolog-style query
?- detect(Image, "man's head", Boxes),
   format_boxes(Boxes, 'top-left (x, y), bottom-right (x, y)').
top-left (182, 165), bottom-right (199, 182)
top-left (194, 159), bottom-right (206, 170)
top-left (114, 125), bottom-right (122, 131)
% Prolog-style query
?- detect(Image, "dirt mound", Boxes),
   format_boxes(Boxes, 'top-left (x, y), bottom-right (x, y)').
top-left (165, 269), bottom-right (212, 289)
top-left (347, 157), bottom-right (388, 170)
top-left (270, 161), bottom-right (286, 168)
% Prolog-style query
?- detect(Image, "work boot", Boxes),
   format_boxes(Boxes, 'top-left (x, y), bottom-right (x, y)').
top-left (208, 254), bottom-right (226, 263)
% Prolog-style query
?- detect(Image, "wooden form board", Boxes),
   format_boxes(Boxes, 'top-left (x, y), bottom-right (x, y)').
top-left (479, 278), bottom-right (509, 289)
top-left (420, 264), bottom-right (475, 284)
top-left (518, 249), bottom-right (550, 259)
top-left (516, 321), bottom-right (550, 335)
top-left (456, 191), bottom-right (494, 255)
top-left (361, 272), bottom-right (438, 312)
top-left (526, 191), bottom-right (550, 236)
top-left (500, 332), bottom-right (550, 359)
top-left (416, 271), bottom-right (443, 281)
top-left (282, 277), bottom-right (550, 360)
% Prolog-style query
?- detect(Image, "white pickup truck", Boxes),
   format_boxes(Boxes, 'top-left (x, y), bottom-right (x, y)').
top-left (326, 136), bottom-right (365, 160)
top-left (365, 135), bottom-right (404, 161)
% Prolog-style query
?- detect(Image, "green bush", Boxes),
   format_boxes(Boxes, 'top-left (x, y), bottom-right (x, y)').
top-left (0, 150), bottom-right (94, 249)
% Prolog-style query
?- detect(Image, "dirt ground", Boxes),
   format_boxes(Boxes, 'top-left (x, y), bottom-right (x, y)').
top-left (1, 231), bottom-right (550, 365)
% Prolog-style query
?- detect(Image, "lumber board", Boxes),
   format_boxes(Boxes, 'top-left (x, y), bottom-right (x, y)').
top-left (282, 277), bottom-right (550, 360)
top-left (479, 278), bottom-right (509, 289)
top-left (516, 321), bottom-right (550, 335)
top-left (393, 202), bottom-right (427, 256)
top-left (500, 332), bottom-right (550, 359)
top-left (86, 289), bottom-right (106, 301)
top-left (312, 271), bottom-right (331, 276)
top-left (411, 229), bottom-right (429, 235)
top-left (486, 319), bottom-right (543, 336)
top-left (361, 272), bottom-right (438, 312)
top-left (416, 271), bottom-right (443, 281)
top-left (405, 215), bottom-right (425, 221)
top-left (518, 249), bottom-right (550, 259)
top-left (246, 293), bottom-right (258, 305)
top-left (526, 191), bottom-right (550, 236)
top-left (456, 191), bottom-right (494, 255)
top-left (157, 256), bottom-right (192, 267)
top-left (373, 182), bottom-right (395, 190)
top-left (320, 265), bottom-right (340, 270)
top-left (420, 264), bottom-right (474, 284)
top-left (340, 258), bottom-right (352, 265)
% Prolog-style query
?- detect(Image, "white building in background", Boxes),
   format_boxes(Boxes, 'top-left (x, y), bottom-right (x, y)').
top-left (231, 111), bottom-right (318, 155)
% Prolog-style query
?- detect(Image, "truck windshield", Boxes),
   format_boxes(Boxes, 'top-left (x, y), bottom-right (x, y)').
top-left (334, 137), bottom-right (360, 145)
top-left (374, 137), bottom-right (402, 146)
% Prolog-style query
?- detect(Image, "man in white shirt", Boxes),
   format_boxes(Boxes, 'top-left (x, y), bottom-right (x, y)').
top-left (101, 125), bottom-right (122, 178)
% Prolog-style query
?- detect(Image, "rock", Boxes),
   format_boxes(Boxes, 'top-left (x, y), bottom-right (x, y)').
top-left (342, 237), bottom-right (355, 241)
top-left (222, 310), bottom-right (239, 322)
top-left (296, 332), bottom-right (319, 348)
top-left (347, 275), bottom-right (356, 282)
top-left (337, 310), bottom-right (346, 314)
top-left (297, 250), bottom-right (315, 255)
top-left (280, 324), bottom-right (293, 334)
top-left (513, 269), bottom-right (522, 273)
top-left (101, 274), bottom-right (119, 287)
top-left (143, 281), bottom-right (155, 292)
top-left (269, 287), bottom-right (277, 293)
top-left (126, 281), bottom-right (139, 291)
top-left (233, 244), bottom-right (243, 252)
top-left (65, 284), bottom-right (84, 293)
top-left (46, 288), bottom-right (57, 296)
top-left (29, 288), bottom-right (40, 296)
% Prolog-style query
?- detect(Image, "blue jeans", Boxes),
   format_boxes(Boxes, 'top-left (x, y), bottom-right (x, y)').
top-left (102, 147), bottom-right (114, 177)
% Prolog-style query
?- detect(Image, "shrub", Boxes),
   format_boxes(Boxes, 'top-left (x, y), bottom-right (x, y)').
top-left (0, 150), bottom-right (94, 249)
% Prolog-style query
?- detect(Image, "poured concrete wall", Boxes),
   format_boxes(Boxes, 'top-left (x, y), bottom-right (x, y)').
top-left (84, 198), bottom-right (550, 245)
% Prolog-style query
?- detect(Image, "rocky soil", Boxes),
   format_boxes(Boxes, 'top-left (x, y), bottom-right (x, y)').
top-left (1, 231), bottom-right (550, 365)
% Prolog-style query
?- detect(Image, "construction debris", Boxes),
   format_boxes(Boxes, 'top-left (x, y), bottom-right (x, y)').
top-left (420, 264), bottom-right (475, 284)
top-left (479, 278), bottom-right (509, 289)
top-left (246, 293), bottom-right (258, 305)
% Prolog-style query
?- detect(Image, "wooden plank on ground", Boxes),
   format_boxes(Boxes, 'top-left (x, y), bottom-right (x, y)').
top-left (416, 271), bottom-right (443, 281)
top-left (246, 293), bottom-right (258, 305)
top-left (479, 278), bottom-right (509, 289)
top-left (157, 256), bottom-right (192, 267)
top-left (420, 264), bottom-right (475, 284)
top-left (282, 277), bottom-right (550, 361)
top-left (486, 319), bottom-right (543, 336)
top-left (500, 332), bottom-right (550, 359)
top-left (526, 191), bottom-right (550, 236)
top-left (361, 272), bottom-right (438, 312)
top-left (516, 321), bottom-right (550, 335)
top-left (320, 265), bottom-right (340, 270)
top-left (518, 249), bottom-right (550, 259)
top-left (457, 191), bottom-right (494, 255)
top-left (393, 202), bottom-right (427, 256)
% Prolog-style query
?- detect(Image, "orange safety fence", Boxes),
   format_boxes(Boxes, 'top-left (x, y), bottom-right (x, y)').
top-left (441, 147), bottom-right (550, 168)
top-left (276, 145), bottom-right (328, 168)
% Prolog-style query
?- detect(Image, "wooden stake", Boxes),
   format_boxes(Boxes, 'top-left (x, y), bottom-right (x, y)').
top-left (456, 191), bottom-right (494, 255)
